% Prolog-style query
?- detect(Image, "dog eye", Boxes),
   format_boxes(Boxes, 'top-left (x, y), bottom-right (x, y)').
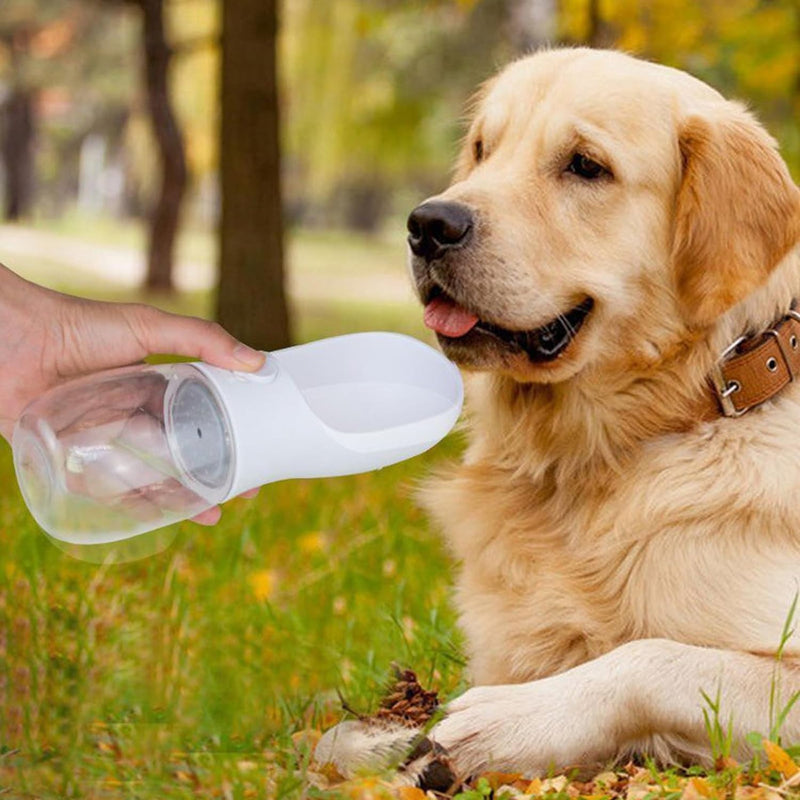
top-left (473, 139), bottom-right (484, 163)
top-left (566, 153), bottom-right (608, 180)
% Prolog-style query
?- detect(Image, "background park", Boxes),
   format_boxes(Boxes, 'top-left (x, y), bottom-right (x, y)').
top-left (1, 0), bottom-right (799, 796)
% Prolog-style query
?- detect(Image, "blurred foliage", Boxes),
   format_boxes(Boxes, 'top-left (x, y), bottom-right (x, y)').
top-left (560, 0), bottom-right (800, 174)
top-left (281, 0), bottom-right (516, 228)
top-left (0, 283), bottom-right (464, 797)
top-left (0, 0), bottom-right (798, 229)
top-left (0, 0), bottom-right (138, 214)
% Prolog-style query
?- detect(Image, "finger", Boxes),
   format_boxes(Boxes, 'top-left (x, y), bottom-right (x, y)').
top-left (125, 305), bottom-right (266, 372)
top-left (191, 506), bottom-right (222, 526)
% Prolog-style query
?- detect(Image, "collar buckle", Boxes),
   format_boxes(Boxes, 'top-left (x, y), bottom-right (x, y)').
top-left (709, 335), bottom-right (748, 417)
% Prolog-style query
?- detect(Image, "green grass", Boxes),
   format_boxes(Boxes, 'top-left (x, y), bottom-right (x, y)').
top-left (0, 375), bottom-right (467, 799)
top-left (1, 431), bottom-right (467, 798)
top-left (0, 229), bottom-right (463, 797)
top-left (5, 222), bottom-right (800, 798)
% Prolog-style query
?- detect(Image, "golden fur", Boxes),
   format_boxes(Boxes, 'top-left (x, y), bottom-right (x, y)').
top-left (409, 48), bottom-right (800, 773)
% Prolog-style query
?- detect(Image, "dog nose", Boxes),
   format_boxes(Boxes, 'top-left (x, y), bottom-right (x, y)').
top-left (407, 201), bottom-right (473, 261)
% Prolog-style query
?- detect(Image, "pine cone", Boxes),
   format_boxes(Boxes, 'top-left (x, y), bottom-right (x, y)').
top-left (372, 664), bottom-right (440, 728)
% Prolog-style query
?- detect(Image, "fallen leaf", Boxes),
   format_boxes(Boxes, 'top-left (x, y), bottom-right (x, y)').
top-left (305, 770), bottom-right (333, 790)
top-left (735, 786), bottom-right (783, 800)
top-left (762, 739), bottom-right (800, 778)
top-left (495, 787), bottom-right (526, 798)
top-left (396, 787), bottom-right (428, 800)
top-left (627, 784), bottom-right (659, 800)
top-left (480, 772), bottom-right (523, 790)
top-left (338, 775), bottom-right (395, 799)
top-left (541, 775), bottom-right (569, 793)
top-left (526, 777), bottom-right (543, 795)
top-left (291, 727), bottom-right (322, 754)
top-left (681, 777), bottom-right (717, 800)
top-left (715, 755), bottom-right (740, 771)
top-left (316, 761), bottom-right (346, 783)
top-left (594, 771), bottom-right (620, 788)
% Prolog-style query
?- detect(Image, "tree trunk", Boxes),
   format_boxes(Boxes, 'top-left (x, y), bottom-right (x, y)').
top-left (1, 88), bottom-right (35, 222)
top-left (139, 0), bottom-right (187, 292)
top-left (216, 0), bottom-right (291, 350)
top-left (586, 0), bottom-right (614, 47)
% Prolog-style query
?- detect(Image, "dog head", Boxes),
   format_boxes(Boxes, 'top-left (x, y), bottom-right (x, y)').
top-left (408, 48), bottom-right (800, 385)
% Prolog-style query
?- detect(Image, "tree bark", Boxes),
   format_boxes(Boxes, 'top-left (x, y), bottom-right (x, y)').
top-left (1, 88), bottom-right (35, 221)
top-left (586, 0), bottom-right (614, 47)
top-left (216, 0), bottom-right (291, 350)
top-left (138, 0), bottom-right (187, 292)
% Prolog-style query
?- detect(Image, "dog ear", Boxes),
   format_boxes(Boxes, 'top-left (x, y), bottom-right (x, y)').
top-left (672, 104), bottom-right (800, 326)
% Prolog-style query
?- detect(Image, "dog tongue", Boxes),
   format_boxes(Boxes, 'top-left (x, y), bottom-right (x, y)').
top-left (424, 295), bottom-right (479, 338)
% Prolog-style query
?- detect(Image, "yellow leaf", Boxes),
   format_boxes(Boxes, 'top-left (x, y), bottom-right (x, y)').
top-left (594, 771), bottom-right (619, 787)
top-left (339, 776), bottom-right (395, 799)
top-left (542, 775), bottom-right (569, 793)
top-left (681, 777), bottom-right (716, 800)
top-left (317, 761), bottom-right (345, 783)
top-left (629, 785), bottom-right (658, 800)
top-left (396, 787), bottom-right (428, 800)
top-left (291, 728), bottom-right (322, 753)
top-left (526, 777), bottom-right (543, 795)
top-left (299, 531), bottom-right (327, 554)
top-left (479, 772), bottom-right (523, 790)
top-left (763, 739), bottom-right (799, 778)
top-left (248, 569), bottom-right (276, 601)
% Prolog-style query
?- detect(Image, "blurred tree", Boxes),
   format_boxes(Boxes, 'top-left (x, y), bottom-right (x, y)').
top-left (0, 1), bottom-right (56, 221)
top-left (282, 0), bottom-right (515, 231)
top-left (1, 84), bottom-right (35, 221)
top-left (216, 0), bottom-right (290, 349)
top-left (559, 0), bottom-right (800, 176)
top-left (116, 0), bottom-right (187, 292)
top-left (0, 1), bottom-right (137, 219)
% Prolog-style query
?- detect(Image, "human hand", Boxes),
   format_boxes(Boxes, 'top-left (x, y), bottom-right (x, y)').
top-left (0, 264), bottom-right (265, 524)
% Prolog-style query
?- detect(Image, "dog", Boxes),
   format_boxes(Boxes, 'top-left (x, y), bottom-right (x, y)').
top-left (317, 47), bottom-right (800, 781)
top-left (407, 46), bottom-right (800, 777)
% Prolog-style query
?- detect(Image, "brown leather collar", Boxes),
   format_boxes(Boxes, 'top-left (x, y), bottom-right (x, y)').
top-left (704, 302), bottom-right (800, 418)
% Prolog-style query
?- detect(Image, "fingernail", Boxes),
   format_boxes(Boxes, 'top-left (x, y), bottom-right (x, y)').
top-left (233, 344), bottom-right (266, 369)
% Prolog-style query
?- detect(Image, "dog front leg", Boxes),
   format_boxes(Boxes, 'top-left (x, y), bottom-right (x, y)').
top-left (431, 638), bottom-right (800, 777)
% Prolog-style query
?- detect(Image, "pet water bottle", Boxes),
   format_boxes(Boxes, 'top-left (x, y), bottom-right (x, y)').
top-left (13, 332), bottom-right (462, 546)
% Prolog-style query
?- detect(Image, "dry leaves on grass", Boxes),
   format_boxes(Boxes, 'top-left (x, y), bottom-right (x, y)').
top-left (305, 667), bottom-right (800, 800)
top-left (305, 736), bottom-right (800, 800)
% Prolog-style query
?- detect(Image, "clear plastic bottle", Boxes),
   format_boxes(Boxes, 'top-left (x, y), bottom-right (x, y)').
top-left (13, 332), bottom-right (463, 546)
top-left (14, 362), bottom-right (236, 545)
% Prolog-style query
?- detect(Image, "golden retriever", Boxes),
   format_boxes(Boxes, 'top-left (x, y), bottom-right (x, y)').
top-left (406, 47), bottom-right (800, 776)
top-left (316, 47), bottom-right (800, 781)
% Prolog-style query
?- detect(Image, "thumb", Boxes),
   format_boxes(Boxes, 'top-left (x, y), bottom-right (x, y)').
top-left (124, 305), bottom-right (267, 371)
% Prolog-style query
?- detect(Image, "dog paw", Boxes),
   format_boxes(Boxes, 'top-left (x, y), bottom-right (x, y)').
top-left (430, 680), bottom-right (599, 778)
top-left (314, 719), bottom-right (458, 790)
top-left (315, 720), bottom-right (419, 777)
